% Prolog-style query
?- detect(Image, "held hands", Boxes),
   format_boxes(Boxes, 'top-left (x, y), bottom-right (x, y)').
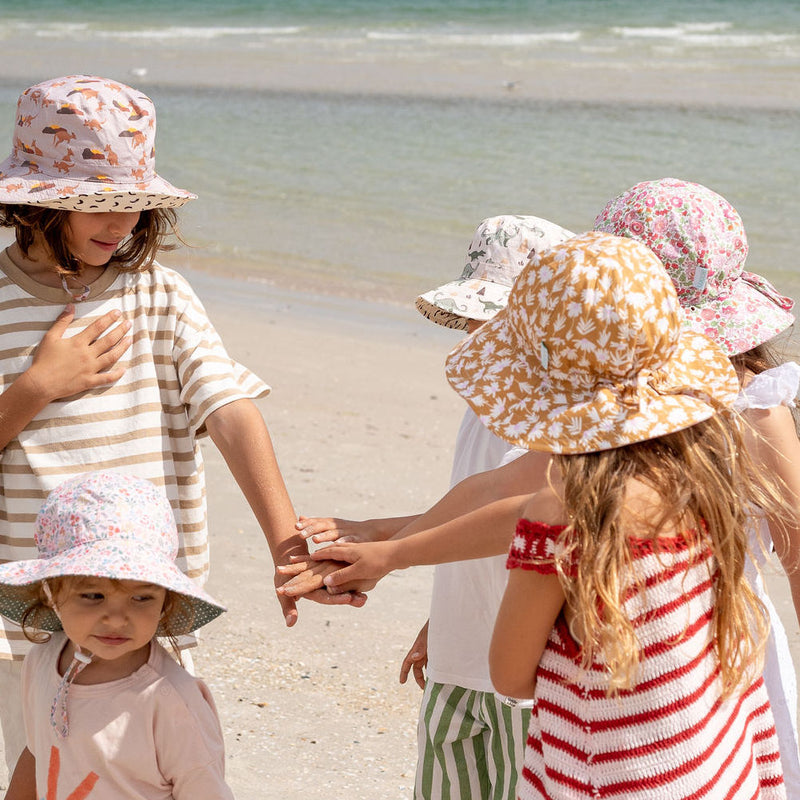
top-left (278, 539), bottom-right (398, 598)
top-left (273, 562), bottom-right (367, 623)
top-left (27, 305), bottom-right (132, 401)
top-left (399, 620), bottom-right (429, 690)
top-left (295, 515), bottom-right (380, 545)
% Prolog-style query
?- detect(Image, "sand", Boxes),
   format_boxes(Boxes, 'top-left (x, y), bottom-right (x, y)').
top-left (0, 267), bottom-right (797, 798)
top-left (186, 272), bottom-right (800, 799)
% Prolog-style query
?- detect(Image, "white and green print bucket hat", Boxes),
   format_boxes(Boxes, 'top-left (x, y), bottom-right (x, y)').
top-left (416, 215), bottom-right (575, 331)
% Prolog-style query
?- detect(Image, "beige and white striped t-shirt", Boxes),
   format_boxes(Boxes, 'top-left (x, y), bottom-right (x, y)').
top-left (0, 247), bottom-right (270, 659)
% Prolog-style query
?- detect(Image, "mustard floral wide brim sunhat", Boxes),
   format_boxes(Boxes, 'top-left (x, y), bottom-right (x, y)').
top-left (415, 215), bottom-right (575, 331)
top-left (0, 75), bottom-right (195, 211)
top-left (445, 231), bottom-right (739, 454)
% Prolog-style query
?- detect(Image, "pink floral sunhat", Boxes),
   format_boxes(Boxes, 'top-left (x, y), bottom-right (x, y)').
top-left (594, 178), bottom-right (794, 355)
top-left (415, 215), bottom-right (575, 331)
top-left (0, 471), bottom-right (224, 634)
top-left (0, 75), bottom-right (195, 211)
top-left (445, 232), bottom-right (739, 454)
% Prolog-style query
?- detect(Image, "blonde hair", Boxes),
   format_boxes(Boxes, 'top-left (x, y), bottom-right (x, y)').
top-left (552, 408), bottom-right (782, 696)
top-left (19, 576), bottom-right (194, 660)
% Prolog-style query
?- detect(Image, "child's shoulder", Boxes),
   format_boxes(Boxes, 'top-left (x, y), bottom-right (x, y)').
top-left (147, 643), bottom-right (218, 716)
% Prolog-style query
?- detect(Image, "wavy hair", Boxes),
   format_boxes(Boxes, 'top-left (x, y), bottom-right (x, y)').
top-left (552, 408), bottom-right (784, 696)
top-left (0, 204), bottom-right (179, 276)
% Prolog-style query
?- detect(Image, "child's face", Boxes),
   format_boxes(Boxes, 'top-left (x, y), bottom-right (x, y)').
top-left (65, 210), bottom-right (141, 267)
top-left (55, 576), bottom-right (166, 664)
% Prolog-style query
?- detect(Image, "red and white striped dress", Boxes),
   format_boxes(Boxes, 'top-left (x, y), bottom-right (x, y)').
top-left (508, 519), bottom-right (786, 800)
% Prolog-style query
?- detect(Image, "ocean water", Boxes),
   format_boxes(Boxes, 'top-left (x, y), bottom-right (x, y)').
top-left (0, 0), bottom-right (798, 302)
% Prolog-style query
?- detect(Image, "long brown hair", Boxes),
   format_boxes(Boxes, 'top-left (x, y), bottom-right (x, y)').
top-left (552, 408), bottom-right (784, 696)
top-left (0, 204), bottom-right (179, 276)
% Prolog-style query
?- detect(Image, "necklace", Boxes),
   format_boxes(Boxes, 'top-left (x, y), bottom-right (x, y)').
top-left (60, 275), bottom-right (91, 302)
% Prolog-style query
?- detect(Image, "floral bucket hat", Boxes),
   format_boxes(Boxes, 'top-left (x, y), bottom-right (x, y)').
top-left (0, 75), bottom-right (196, 211)
top-left (415, 215), bottom-right (575, 331)
top-left (445, 231), bottom-right (739, 454)
top-left (0, 471), bottom-right (224, 634)
top-left (594, 178), bottom-right (794, 355)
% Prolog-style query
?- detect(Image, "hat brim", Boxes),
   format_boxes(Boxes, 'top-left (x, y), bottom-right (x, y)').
top-left (681, 274), bottom-right (795, 356)
top-left (416, 278), bottom-right (512, 330)
top-left (0, 160), bottom-right (195, 211)
top-left (445, 309), bottom-right (739, 454)
top-left (0, 538), bottom-right (224, 634)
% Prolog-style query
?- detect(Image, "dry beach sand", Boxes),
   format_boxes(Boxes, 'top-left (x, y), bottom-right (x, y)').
top-left (185, 270), bottom-right (800, 799)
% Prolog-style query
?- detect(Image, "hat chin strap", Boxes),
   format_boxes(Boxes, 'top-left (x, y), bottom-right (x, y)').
top-left (42, 580), bottom-right (94, 738)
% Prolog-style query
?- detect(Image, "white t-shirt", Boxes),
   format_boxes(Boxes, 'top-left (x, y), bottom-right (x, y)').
top-left (426, 408), bottom-right (517, 692)
top-left (23, 635), bottom-right (233, 799)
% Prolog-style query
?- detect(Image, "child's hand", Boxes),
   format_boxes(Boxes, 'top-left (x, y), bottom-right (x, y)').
top-left (295, 515), bottom-right (377, 544)
top-left (305, 540), bottom-right (397, 593)
top-left (27, 305), bottom-right (131, 401)
top-left (274, 561), bottom-right (368, 606)
top-left (399, 620), bottom-right (429, 690)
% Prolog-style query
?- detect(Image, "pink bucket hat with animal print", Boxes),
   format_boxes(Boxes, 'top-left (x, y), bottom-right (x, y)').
top-left (445, 231), bottom-right (739, 454)
top-left (0, 471), bottom-right (224, 634)
top-left (0, 75), bottom-right (196, 211)
top-left (416, 215), bottom-right (575, 331)
top-left (594, 178), bottom-right (794, 355)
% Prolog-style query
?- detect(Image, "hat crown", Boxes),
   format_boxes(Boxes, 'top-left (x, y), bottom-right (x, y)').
top-left (594, 178), bottom-right (747, 307)
top-left (460, 215), bottom-right (575, 287)
top-left (35, 472), bottom-right (177, 565)
top-left (506, 231), bottom-right (681, 387)
top-left (9, 75), bottom-right (158, 188)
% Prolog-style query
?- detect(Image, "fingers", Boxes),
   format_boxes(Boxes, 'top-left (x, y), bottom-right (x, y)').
top-left (276, 561), bottom-right (311, 577)
top-left (295, 516), bottom-right (341, 541)
top-left (275, 590), bottom-right (299, 627)
top-left (91, 318), bottom-right (132, 358)
top-left (399, 653), bottom-right (414, 684)
top-left (303, 589), bottom-right (368, 607)
top-left (44, 304), bottom-right (76, 339)
top-left (412, 659), bottom-right (426, 690)
top-left (400, 650), bottom-right (427, 689)
top-left (75, 308), bottom-right (126, 345)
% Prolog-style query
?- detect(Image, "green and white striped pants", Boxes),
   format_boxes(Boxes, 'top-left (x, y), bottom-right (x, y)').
top-left (414, 680), bottom-right (531, 800)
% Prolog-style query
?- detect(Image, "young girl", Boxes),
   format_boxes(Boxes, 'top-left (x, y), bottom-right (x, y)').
top-left (0, 471), bottom-right (232, 799)
top-left (0, 73), bottom-right (353, 785)
top-left (446, 232), bottom-right (787, 797)
top-left (593, 177), bottom-right (800, 791)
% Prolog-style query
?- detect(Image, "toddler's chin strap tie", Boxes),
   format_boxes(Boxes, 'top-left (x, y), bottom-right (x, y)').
top-left (43, 580), bottom-right (93, 738)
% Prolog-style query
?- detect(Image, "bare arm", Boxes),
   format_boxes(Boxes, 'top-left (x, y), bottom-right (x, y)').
top-left (0, 306), bottom-right (130, 451)
top-left (4, 747), bottom-right (36, 800)
top-left (283, 493), bottom-right (531, 595)
top-left (489, 487), bottom-right (567, 698)
top-left (744, 404), bottom-right (800, 626)
top-left (490, 567), bottom-right (564, 699)
top-left (396, 450), bottom-right (552, 537)
top-left (206, 399), bottom-right (365, 627)
top-left (295, 514), bottom-right (419, 544)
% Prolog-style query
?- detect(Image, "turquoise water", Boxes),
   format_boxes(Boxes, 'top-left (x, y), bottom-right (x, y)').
top-left (0, 0), bottom-right (798, 300)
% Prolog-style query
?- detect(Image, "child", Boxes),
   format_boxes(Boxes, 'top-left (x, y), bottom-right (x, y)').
top-left (0, 73), bottom-right (354, 785)
top-left (593, 177), bottom-right (800, 792)
top-left (294, 215), bottom-right (574, 800)
top-left (0, 471), bottom-right (232, 799)
top-left (448, 231), bottom-right (787, 797)
top-left (304, 232), bottom-right (788, 794)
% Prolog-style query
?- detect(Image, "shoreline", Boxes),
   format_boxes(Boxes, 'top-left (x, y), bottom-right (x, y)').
top-left (1, 48), bottom-right (799, 112)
